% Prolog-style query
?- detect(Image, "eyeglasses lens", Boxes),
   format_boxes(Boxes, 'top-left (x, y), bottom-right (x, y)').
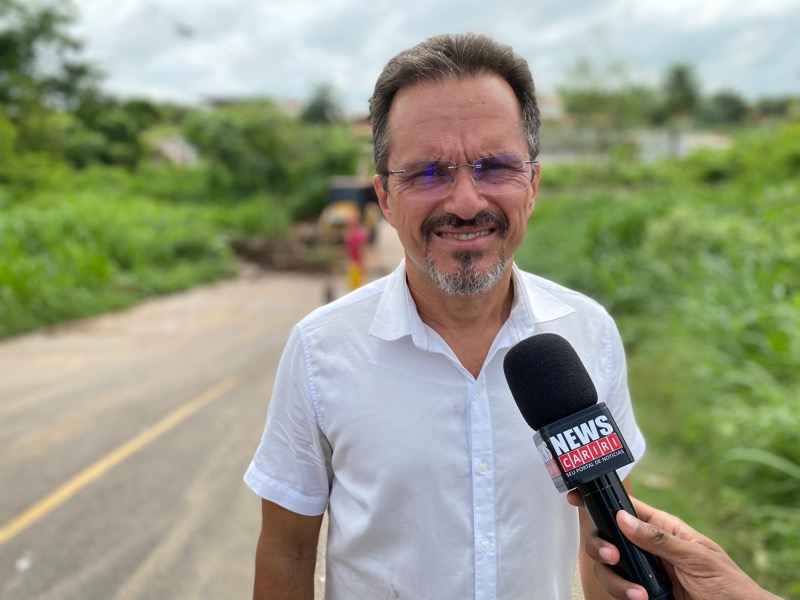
top-left (473, 155), bottom-right (530, 192)
top-left (393, 154), bottom-right (531, 200)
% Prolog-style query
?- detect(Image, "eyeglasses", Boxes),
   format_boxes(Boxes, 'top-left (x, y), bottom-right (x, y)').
top-left (383, 153), bottom-right (537, 200)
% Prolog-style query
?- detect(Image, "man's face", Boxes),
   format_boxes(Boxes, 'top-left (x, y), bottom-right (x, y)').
top-left (374, 75), bottom-right (538, 296)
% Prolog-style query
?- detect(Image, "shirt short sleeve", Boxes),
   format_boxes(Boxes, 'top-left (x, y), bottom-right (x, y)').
top-left (603, 318), bottom-right (646, 480)
top-left (244, 324), bottom-right (332, 516)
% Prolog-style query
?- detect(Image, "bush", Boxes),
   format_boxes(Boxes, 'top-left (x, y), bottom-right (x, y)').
top-left (182, 103), bottom-right (367, 212)
top-left (0, 192), bottom-right (236, 338)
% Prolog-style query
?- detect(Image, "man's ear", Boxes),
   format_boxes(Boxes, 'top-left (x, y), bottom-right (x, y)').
top-left (527, 162), bottom-right (541, 216)
top-left (374, 174), bottom-right (393, 225)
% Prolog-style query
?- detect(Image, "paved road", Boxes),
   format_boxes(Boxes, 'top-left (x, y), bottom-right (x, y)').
top-left (0, 222), bottom-right (583, 599)
top-left (0, 269), bottom-right (332, 599)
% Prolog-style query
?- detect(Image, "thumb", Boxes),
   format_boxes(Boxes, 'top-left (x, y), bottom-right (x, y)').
top-left (616, 510), bottom-right (686, 562)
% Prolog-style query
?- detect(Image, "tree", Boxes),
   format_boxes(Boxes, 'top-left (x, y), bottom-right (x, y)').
top-left (0, 0), bottom-right (104, 170)
top-left (67, 94), bottom-right (164, 168)
top-left (662, 64), bottom-right (699, 156)
top-left (558, 56), bottom-right (657, 156)
top-left (700, 90), bottom-right (749, 125)
top-left (301, 83), bottom-right (343, 124)
top-left (183, 100), bottom-right (365, 216)
top-left (754, 97), bottom-right (792, 120)
top-left (663, 64), bottom-right (699, 118)
top-left (0, 0), bottom-right (99, 116)
top-left (0, 1), bottom-right (167, 170)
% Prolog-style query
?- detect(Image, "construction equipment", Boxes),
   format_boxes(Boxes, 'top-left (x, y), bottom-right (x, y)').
top-left (318, 176), bottom-right (381, 244)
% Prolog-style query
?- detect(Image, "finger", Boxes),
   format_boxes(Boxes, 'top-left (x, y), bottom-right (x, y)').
top-left (593, 560), bottom-right (648, 600)
top-left (566, 489), bottom-right (585, 508)
top-left (616, 510), bottom-right (693, 562)
top-left (628, 495), bottom-right (657, 521)
top-left (583, 529), bottom-right (621, 566)
top-left (627, 498), bottom-right (697, 540)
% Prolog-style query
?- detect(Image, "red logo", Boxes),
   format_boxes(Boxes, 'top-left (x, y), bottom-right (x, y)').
top-left (558, 433), bottom-right (622, 471)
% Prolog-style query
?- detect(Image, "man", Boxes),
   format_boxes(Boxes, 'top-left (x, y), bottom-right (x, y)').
top-left (567, 492), bottom-right (783, 600)
top-left (245, 33), bottom-right (645, 599)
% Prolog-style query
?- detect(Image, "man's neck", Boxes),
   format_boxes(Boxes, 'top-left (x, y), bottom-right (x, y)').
top-left (406, 266), bottom-right (515, 378)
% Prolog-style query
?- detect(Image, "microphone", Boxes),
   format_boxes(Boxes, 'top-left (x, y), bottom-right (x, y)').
top-left (503, 333), bottom-right (674, 600)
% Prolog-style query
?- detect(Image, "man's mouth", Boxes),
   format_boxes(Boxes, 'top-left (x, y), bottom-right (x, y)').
top-left (422, 211), bottom-right (508, 241)
top-left (438, 229), bottom-right (494, 241)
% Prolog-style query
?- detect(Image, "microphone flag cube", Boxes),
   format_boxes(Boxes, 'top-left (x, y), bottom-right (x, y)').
top-left (532, 402), bottom-right (634, 492)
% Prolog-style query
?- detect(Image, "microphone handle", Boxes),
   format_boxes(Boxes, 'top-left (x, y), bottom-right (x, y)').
top-left (578, 473), bottom-right (674, 600)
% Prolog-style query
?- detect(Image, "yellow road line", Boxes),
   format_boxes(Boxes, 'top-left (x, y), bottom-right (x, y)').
top-left (0, 376), bottom-right (239, 546)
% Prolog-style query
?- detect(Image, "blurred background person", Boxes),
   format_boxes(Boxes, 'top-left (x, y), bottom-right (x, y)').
top-left (344, 213), bottom-right (368, 290)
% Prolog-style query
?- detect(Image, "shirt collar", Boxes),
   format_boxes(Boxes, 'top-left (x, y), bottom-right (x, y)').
top-left (504, 264), bottom-right (576, 343)
top-left (369, 262), bottom-right (575, 349)
top-left (368, 261), bottom-right (426, 345)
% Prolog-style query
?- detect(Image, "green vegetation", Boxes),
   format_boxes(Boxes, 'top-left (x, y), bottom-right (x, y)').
top-left (0, 177), bottom-right (298, 337)
top-left (0, 1), bottom-right (368, 339)
top-left (518, 122), bottom-right (800, 599)
top-left (0, 114), bottom-right (364, 338)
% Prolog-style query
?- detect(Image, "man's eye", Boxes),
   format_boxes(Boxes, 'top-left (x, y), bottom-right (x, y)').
top-left (405, 163), bottom-right (448, 181)
top-left (478, 158), bottom-right (515, 171)
top-left (422, 164), bottom-right (450, 177)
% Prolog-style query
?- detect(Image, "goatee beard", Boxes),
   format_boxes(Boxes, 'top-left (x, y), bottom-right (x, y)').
top-left (427, 250), bottom-right (507, 296)
top-left (422, 211), bottom-right (509, 296)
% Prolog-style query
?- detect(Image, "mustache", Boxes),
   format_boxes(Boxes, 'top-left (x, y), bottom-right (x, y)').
top-left (421, 211), bottom-right (509, 238)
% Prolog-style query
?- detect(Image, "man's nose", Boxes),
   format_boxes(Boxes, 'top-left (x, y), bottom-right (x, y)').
top-left (441, 167), bottom-right (489, 220)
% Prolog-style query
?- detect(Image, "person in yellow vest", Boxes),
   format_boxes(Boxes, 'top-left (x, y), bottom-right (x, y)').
top-left (344, 213), bottom-right (368, 290)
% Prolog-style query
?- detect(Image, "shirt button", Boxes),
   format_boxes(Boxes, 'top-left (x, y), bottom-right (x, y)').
top-left (480, 540), bottom-right (491, 553)
top-left (475, 383), bottom-right (484, 394)
top-left (478, 463), bottom-right (489, 475)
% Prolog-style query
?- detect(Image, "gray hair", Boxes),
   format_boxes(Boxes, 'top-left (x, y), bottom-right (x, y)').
top-left (370, 33), bottom-right (541, 188)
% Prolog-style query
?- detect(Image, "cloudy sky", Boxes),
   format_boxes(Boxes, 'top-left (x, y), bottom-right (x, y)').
top-left (70, 0), bottom-right (800, 115)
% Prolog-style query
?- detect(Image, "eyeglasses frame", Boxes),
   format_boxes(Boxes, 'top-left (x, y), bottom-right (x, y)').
top-left (381, 154), bottom-right (539, 199)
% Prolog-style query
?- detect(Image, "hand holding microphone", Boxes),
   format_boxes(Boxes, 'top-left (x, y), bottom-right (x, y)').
top-left (503, 333), bottom-right (674, 600)
top-left (567, 491), bottom-right (782, 600)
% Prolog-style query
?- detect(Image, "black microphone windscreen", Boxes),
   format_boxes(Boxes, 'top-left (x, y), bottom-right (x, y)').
top-left (503, 333), bottom-right (598, 431)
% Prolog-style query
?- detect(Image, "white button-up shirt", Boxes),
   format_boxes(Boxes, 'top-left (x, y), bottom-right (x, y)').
top-left (245, 262), bottom-right (645, 599)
